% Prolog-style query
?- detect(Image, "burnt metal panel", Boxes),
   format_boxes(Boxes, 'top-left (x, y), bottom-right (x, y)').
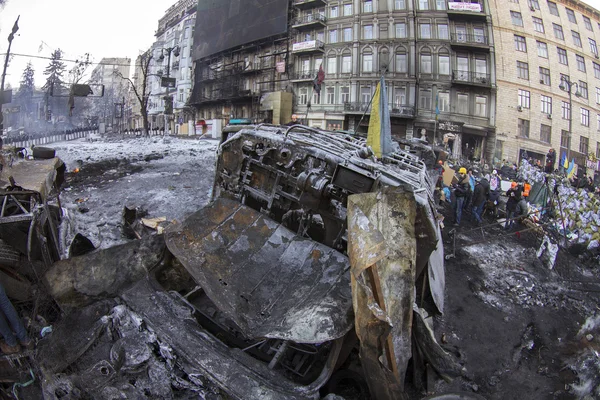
top-left (165, 198), bottom-right (353, 343)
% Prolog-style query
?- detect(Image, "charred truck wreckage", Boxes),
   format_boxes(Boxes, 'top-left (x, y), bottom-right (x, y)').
top-left (3, 125), bottom-right (462, 399)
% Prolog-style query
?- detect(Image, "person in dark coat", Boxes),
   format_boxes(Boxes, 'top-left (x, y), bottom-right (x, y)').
top-left (471, 178), bottom-right (490, 224)
top-left (453, 167), bottom-right (471, 226)
top-left (505, 182), bottom-right (522, 230)
top-left (545, 148), bottom-right (556, 173)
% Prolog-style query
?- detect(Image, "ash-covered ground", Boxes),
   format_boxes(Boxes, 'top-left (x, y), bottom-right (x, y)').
top-left (43, 136), bottom-right (600, 399)
top-left (52, 136), bottom-right (218, 251)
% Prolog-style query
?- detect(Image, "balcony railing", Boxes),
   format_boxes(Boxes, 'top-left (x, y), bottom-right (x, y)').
top-left (292, 13), bottom-right (327, 26)
top-left (452, 70), bottom-right (491, 86)
top-left (343, 102), bottom-right (415, 117)
top-left (450, 33), bottom-right (488, 46)
top-left (291, 69), bottom-right (318, 81)
top-left (292, 40), bottom-right (325, 53)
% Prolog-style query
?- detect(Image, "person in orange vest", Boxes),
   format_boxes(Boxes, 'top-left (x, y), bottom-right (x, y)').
top-left (523, 181), bottom-right (531, 198)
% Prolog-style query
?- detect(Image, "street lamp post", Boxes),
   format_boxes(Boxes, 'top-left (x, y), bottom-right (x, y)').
top-left (157, 46), bottom-right (180, 135)
top-left (559, 75), bottom-right (581, 171)
top-left (0, 16), bottom-right (20, 141)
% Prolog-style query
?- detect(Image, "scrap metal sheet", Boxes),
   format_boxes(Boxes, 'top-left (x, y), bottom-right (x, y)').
top-left (347, 190), bottom-right (417, 398)
top-left (165, 198), bottom-right (353, 343)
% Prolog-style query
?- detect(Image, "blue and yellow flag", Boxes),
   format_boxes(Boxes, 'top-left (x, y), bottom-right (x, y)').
top-left (563, 154), bottom-right (569, 169)
top-left (366, 76), bottom-right (392, 158)
top-left (567, 159), bottom-right (576, 178)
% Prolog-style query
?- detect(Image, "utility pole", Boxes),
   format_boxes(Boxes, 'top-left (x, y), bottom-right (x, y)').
top-left (0, 16), bottom-right (20, 141)
top-left (559, 75), bottom-right (580, 173)
top-left (158, 46), bottom-right (179, 135)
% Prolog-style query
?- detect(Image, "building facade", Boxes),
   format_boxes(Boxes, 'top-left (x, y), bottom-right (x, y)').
top-left (88, 57), bottom-right (131, 131)
top-left (148, 0), bottom-right (196, 134)
top-left (490, 0), bottom-right (600, 173)
top-left (290, 0), bottom-right (497, 161)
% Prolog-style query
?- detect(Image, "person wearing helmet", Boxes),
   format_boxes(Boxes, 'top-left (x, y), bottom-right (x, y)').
top-left (452, 167), bottom-right (470, 226)
top-left (505, 181), bottom-right (522, 230)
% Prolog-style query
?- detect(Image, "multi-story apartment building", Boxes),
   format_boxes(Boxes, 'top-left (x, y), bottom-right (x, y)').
top-left (290, 0), bottom-right (497, 161)
top-left (88, 57), bottom-right (131, 130)
top-left (490, 0), bottom-right (600, 174)
top-left (148, 0), bottom-right (196, 134)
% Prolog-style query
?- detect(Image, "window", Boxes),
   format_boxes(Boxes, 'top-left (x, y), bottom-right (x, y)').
top-left (581, 108), bottom-right (590, 126)
top-left (541, 95), bottom-right (552, 114)
top-left (313, 89), bottom-right (320, 105)
top-left (561, 130), bottom-right (570, 149)
top-left (553, 23), bottom-right (564, 40)
top-left (419, 0), bottom-right (429, 10)
top-left (420, 24), bottom-right (431, 39)
top-left (438, 92), bottom-right (450, 112)
top-left (572, 31), bottom-right (582, 47)
top-left (437, 24), bottom-right (449, 40)
top-left (580, 136), bottom-right (589, 154)
top-left (341, 86), bottom-right (350, 103)
top-left (326, 87), bottom-right (335, 104)
top-left (457, 93), bottom-right (469, 114)
top-left (518, 89), bottom-right (531, 108)
top-left (590, 39), bottom-right (598, 56)
top-left (540, 125), bottom-right (552, 143)
top-left (419, 89), bottom-right (432, 109)
top-left (583, 16), bottom-right (593, 31)
top-left (533, 17), bottom-right (544, 33)
top-left (343, 27), bottom-right (352, 42)
top-left (363, 25), bottom-right (373, 39)
top-left (517, 61), bottom-right (529, 79)
top-left (395, 23), bottom-right (406, 38)
top-left (576, 55), bottom-right (586, 72)
top-left (455, 25), bottom-right (467, 42)
top-left (362, 53), bottom-right (373, 72)
top-left (557, 47), bottom-right (568, 64)
top-left (343, 3), bottom-right (352, 15)
top-left (566, 8), bottom-right (577, 24)
top-left (329, 30), bottom-right (338, 43)
top-left (596, 87), bottom-right (600, 104)
top-left (395, 53), bottom-right (407, 73)
top-left (474, 27), bottom-right (485, 43)
top-left (394, 87), bottom-right (406, 106)
top-left (595, 63), bottom-right (600, 79)
top-left (562, 101), bottom-right (571, 119)
top-left (560, 74), bottom-right (569, 90)
top-left (327, 56), bottom-right (337, 74)
top-left (537, 41), bottom-right (548, 58)
top-left (529, 0), bottom-right (540, 9)
top-left (436, 0), bottom-right (446, 10)
top-left (342, 55), bottom-right (352, 73)
top-left (299, 88), bottom-right (308, 105)
top-left (511, 11), bottom-right (523, 26)
top-left (547, 1), bottom-right (559, 16)
top-left (539, 67), bottom-right (551, 85)
top-left (330, 6), bottom-right (339, 17)
top-left (363, 0), bottom-right (372, 12)
top-left (456, 56), bottom-right (469, 77)
top-left (515, 35), bottom-right (527, 52)
top-left (395, 0), bottom-right (406, 10)
top-left (475, 96), bottom-right (487, 117)
top-left (439, 54), bottom-right (450, 75)
top-left (518, 119), bottom-right (530, 138)
top-left (420, 54), bottom-right (432, 74)
top-left (597, 140), bottom-right (600, 156)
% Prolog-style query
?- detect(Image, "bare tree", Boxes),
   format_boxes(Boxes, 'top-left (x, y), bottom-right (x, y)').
top-left (115, 51), bottom-right (153, 136)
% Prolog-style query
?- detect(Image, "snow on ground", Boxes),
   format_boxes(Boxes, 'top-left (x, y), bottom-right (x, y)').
top-left (49, 136), bottom-right (219, 250)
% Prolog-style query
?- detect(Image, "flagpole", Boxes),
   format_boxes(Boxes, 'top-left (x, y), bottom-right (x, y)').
top-left (434, 92), bottom-right (439, 146)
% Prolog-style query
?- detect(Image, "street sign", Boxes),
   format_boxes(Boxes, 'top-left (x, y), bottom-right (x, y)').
top-left (161, 77), bottom-right (176, 88)
top-left (0, 90), bottom-right (12, 105)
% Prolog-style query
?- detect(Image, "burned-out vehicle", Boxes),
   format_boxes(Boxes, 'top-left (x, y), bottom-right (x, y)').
top-left (39, 125), bottom-right (456, 399)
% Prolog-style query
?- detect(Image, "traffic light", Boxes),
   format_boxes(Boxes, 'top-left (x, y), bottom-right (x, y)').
top-left (164, 96), bottom-right (173, 115)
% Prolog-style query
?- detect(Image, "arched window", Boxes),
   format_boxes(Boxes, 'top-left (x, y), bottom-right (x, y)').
top-left (341, 50), bottom-right (352, 73)
top-left (395, 49), bottom-right (407, 73)
top-left (438, 49), bottom-right (450, 75)
top-left (420, 49), bottom-right (432, 74)
top-left (362, 48), bottom-right (373, 72)
top-left (379, 47), bottom-right (389, 71)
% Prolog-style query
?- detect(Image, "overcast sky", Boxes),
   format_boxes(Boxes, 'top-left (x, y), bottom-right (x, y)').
top-left (0, 0), bottom-right (177, 88)
top-left (1, 0), bottom-right (600, 89)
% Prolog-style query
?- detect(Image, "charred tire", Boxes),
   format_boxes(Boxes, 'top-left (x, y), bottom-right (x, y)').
top-left (324, 370), bottom-right (370, 399)
top-left (0, 240), bottom-right (21, 268)
top-left (32, 146), bottom-right (56, 160)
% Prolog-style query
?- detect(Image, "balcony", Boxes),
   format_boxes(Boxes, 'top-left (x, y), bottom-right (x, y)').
top-left (292, 40), bottom-right (325, 54)
top-left (293, 0), bottom-right (327, 10)
top-left (447, 1), bottom-right (486, 20)
top-left (291, 69), bottom-right (318, 82)
top-left (342, 102), bottom-right (415, 118)
top-left (450, 33), bottom-right (490, 50)
top-left (452, 70), bottom-right (491, 87)
top-left (292, 13), bottom-right (327, 31)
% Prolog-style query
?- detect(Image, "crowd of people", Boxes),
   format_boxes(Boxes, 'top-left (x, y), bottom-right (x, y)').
top-left (2, 126), bottom-right (99, 145)
top-left (436, 148), bottom-right (600, 230)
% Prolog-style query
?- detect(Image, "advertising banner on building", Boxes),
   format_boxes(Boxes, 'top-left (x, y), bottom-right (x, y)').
top-left (448, 2), bottom-right (482, 12)
top-left (292, 40), bottom-right (317, 52)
